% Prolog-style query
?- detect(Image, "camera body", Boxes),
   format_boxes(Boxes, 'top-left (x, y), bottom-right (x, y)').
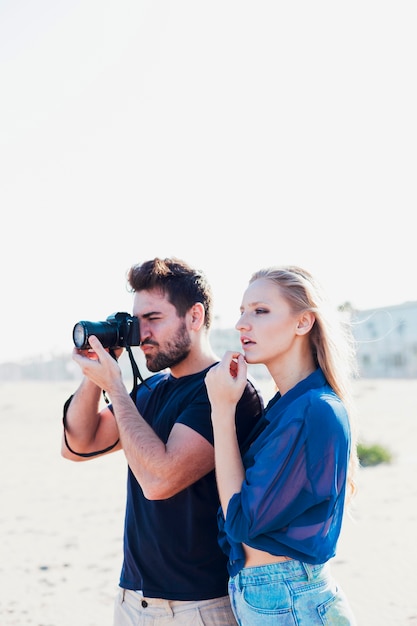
top-left (73, 312), bottom-right (140, 350)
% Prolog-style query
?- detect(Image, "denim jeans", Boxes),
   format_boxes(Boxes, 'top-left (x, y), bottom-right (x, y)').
top-left (113, 588), bottom-right (238, 625)
top-left (228, 560), bottom-right (357, 625)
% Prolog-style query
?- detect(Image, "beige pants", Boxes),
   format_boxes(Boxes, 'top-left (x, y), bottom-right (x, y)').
top-left (113, 589), bottom-right (238, 625)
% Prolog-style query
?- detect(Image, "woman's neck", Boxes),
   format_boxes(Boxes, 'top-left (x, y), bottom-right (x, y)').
top-left (268, 354), bottom-right (317, 396)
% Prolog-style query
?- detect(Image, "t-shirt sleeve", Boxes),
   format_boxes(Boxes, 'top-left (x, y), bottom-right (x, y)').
top-left (176, 385), bottom-right (214, 443)
top-left (177, 379), bottom-right (264, 449)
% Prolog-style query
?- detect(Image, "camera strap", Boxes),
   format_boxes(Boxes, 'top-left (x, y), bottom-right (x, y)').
top-left (104, 347), bottom-right (149, 403)
top-left (126, 345), bottom-right (150, 396)
top-left (62, 394), bottom-right (120, 458)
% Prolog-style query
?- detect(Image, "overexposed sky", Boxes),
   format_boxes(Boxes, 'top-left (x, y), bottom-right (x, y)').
top-left (1, 1), bottom-right (416, 362)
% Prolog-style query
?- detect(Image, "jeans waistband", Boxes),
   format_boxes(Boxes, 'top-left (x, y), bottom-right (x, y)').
top-left (235, 560), bottom-right (328, 584)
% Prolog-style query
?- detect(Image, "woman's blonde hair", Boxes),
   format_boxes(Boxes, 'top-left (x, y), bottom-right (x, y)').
top-left (249, 266), bottom-right (359, 501)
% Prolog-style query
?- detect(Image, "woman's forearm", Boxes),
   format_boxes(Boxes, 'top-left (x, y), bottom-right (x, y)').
top-left (211, 407), bottom-right (245, 514)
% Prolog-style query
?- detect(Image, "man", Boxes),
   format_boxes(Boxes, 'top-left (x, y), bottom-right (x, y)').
top-left (62, 257), bottom-right (264, 625)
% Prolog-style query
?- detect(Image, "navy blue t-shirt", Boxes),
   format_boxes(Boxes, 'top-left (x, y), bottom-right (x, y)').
top-left (118, 365), bottom-right (264, 600)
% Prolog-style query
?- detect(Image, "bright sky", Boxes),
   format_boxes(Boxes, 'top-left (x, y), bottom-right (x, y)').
top-left (1, 1), bottom-right (416, 363)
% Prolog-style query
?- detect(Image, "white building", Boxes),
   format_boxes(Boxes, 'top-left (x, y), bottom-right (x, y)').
top-left (352, 301), bottom-right (417, 378)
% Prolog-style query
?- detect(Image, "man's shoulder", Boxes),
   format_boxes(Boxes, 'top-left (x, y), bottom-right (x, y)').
top-left (234, 377), bottom-right (265, 452)
top-left (133, 372), bottom-right (168, 403)
top-left (144, 372), bottom-right (169, 388)
top-left (240, 377), bottom-right (264, 410)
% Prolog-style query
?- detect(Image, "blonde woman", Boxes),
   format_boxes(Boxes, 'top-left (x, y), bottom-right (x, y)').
top-left (205, 266), bottom-right (358, 625)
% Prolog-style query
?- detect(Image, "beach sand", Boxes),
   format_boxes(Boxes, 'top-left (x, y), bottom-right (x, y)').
top-left (0, 377), bottom-right (416, 625)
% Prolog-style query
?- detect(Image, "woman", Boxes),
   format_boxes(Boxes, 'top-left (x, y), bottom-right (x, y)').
top-left (205, 266), bottom-right (358, 625)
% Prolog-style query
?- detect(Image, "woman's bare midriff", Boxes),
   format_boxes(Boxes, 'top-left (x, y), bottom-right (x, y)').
top-left (243, 543), bottom-right (292, 568)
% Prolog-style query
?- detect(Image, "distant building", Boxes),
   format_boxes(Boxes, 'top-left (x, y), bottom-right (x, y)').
top-left (3, 305), bottom-right (416, 382)
top-left (352, 301), bottom-right (417, 378)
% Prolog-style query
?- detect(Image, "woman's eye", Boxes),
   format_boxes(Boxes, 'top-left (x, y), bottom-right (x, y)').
top-left (255, 308), bottom-right (268, 315)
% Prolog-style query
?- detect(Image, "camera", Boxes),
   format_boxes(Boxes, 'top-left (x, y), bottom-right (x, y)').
top-left (73, 312), bottom-right (140, 350)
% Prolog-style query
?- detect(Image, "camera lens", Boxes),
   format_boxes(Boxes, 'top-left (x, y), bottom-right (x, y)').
top-left (73, 322), bottom-right (90, 349)
top-left (72, 320), bottom-right (120, 349)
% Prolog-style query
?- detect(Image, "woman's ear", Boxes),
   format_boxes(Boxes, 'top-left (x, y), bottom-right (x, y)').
top-left (295, 311), bottom-right (315, 335)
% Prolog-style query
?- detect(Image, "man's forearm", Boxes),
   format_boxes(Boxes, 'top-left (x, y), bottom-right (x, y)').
top-left (109, 384), bottom-right (168, 489)
top-left (64, 377), bottom-right (103, 447)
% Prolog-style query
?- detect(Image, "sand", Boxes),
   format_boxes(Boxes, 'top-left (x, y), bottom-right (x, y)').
top-left (0, 377), bottom-right (416, 626)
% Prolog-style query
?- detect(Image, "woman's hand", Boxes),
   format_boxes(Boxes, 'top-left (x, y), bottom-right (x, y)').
top-left (205, 352), bottom-right (247, 511)
top-left (205, 351), bottom-right (247, 412)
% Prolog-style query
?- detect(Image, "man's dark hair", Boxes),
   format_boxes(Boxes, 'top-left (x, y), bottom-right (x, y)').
top-left (127, 257), bottom-right (213, 329)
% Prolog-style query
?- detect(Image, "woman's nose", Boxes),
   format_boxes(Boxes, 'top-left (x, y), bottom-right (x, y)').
top-left (235, 313), bottom-right (249, 331)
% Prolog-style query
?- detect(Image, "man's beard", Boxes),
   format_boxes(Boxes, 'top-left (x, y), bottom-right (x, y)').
top-left (144, 320), bottom-right (191, 372)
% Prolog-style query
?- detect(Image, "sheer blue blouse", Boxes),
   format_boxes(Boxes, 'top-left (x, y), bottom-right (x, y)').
top-left (218, 368), bottom-right (351, 576)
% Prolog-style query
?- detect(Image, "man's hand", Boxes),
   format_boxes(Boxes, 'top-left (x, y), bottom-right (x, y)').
top-left (72, 335), bottom-right (124, 393)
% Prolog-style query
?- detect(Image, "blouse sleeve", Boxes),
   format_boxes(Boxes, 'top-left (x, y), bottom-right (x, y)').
top-left (223, 394), bottom-right (349, 551)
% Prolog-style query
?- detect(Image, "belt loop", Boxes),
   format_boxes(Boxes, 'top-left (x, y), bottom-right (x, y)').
top-left (302, 562), bottom-right (313, 580)
top-left (167, 600), bottom-right (174, 617)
